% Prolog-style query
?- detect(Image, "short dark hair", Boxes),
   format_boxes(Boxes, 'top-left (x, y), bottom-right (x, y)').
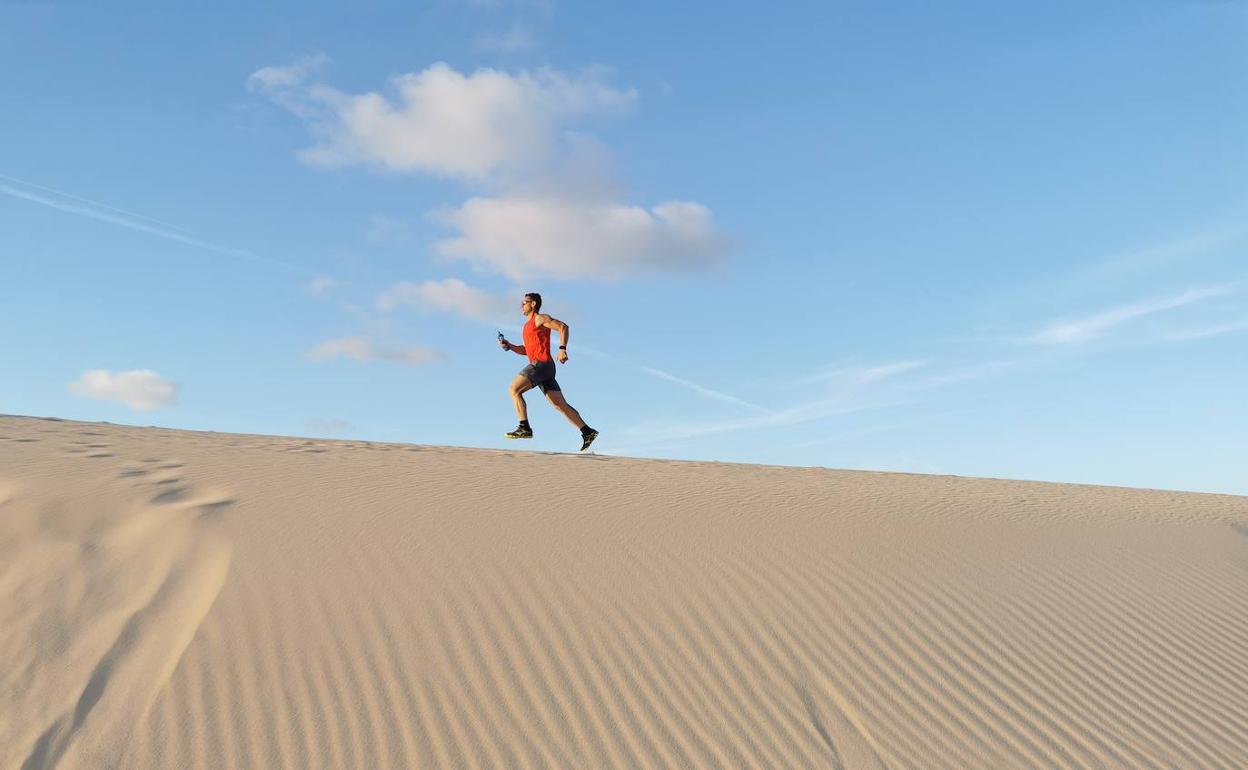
top-left (525, 292), bottom-right (542, 312)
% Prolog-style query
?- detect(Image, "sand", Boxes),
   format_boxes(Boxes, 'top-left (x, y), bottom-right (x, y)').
top-left (2, 414), bottom-right (1247, 769)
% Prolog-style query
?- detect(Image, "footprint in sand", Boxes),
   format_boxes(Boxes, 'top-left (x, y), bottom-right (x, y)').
top-left (193, 498), bottom-right (235, 520)
top-left (1, 473), bottom-right (235, 770)
top-left (150, 487), bottom-right (191, 505)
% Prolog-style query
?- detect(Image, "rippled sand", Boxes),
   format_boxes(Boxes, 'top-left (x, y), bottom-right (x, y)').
top-left (3, 414), bottom-right (1248, 769)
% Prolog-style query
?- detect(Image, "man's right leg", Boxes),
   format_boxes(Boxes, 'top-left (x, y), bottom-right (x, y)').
top-left (509, 374), bottom-right (534, 421)
top-left (507, 375), bottom-right (536, 438)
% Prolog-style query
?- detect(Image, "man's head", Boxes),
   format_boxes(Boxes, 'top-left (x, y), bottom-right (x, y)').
top-left (522, 292), bottom-right (542, 315)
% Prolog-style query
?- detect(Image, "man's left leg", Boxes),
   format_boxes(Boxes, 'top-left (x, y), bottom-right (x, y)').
top-left (544, 389), bottom-right (586, 429)
top-left (546, 390), bottom-right (598, 450)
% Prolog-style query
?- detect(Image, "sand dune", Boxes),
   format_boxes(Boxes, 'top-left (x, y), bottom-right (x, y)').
top-left (3, 414), bottom-right (1247, 769)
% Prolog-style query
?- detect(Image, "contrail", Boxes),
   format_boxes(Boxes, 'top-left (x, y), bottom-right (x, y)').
top-left (0, 172), bottom-right (194, 234)
top-left (1, 176), bottom-right (309, 275)
top-left (639, 365), bottom-right (771, 413)
top-left (577, 344), bottom-right (770, 413)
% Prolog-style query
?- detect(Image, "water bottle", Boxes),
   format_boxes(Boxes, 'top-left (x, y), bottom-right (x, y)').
top-left (497, 331), bottom-right (506, 350)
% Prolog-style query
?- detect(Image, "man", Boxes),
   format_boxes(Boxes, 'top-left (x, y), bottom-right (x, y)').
top-left (498, 292), bottom-right (599, 451)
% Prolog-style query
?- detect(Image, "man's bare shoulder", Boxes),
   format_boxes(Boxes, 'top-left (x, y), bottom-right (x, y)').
top-left (534, 312), bottom-right (556, 328)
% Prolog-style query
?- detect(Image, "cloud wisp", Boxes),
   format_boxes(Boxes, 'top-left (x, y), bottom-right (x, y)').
top-left (1079, 229), bottom-right (1238, 280)
top-left (473, 21), bottom-right (540, 54)
top-left (377, 278), bottom-right (515, 325)
top-left (606, 278), bottom-right (1236, 455)
top-left (68, 369), bottom-right (177, 411)
top-left (304, 275), bottom-right (342, 296)
top-left (463, 0), bottom-right (554, 13)
top-left (610, 349), bottom-right (1031, 452)
top-left (1164, 318), bottom-right (1248, 342)
top-left (304, 418), bottom-right (357, 435)
top-left (781, 409), bottom-right (969, 451)
top-left (246, 53), bottom-right (331, 96)
top-left (902, 359), bottom-right (1019, 391)
top-left (792, 360), bottom-right (928, 389)
top-left (1027, 285), bottom-right (1235, 345)
top-left (306, 337), bottom-right (445, 365)
top-left (616, 396), bottom-right (903, 447)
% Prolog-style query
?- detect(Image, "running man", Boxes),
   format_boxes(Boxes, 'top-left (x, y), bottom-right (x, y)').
top-left (498, 292), bottom-right (599, 451)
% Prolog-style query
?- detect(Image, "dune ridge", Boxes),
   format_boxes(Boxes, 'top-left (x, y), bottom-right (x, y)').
top-left (3, 414), bottom-right (1247, 769)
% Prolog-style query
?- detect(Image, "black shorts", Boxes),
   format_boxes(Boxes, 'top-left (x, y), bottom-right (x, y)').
top-left (520, 359), bottom-right (561, 395)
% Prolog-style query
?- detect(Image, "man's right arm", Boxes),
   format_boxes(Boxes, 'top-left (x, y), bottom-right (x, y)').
top-left (508, 342), bottom-right (526, 355)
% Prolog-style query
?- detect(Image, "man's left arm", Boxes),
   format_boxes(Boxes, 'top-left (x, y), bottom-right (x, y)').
top-left (539, 314), bottom-right (570, 363)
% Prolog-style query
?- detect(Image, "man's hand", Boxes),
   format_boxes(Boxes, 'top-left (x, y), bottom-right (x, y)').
top-left (557, 349), bottom-right (568, 364)
top-left (499, 338), bottom-right (510, 350)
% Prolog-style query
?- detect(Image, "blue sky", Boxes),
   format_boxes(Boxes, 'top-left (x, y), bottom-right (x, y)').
top-left (2, 0), bottom-right (1245, 495)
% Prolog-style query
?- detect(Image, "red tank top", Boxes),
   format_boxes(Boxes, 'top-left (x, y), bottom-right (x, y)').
top-left (522, 315), bottom-right (552, 363)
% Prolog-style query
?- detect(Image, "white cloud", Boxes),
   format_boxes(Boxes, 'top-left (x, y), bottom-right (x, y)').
top-left (306, 337), bottom-right (445, 365)
top-left (1028, 285), bottom-right (1235, 345)
top-left (69, 369), bottom-right (177, 411)
top-left (377, 278), bottom-right (515, 324)
top-left (251, 60), bottom-right (635, 181)
top-left (473, 22), bottom-right (540, 54)
top-left (436, 196), bottom-right (726, 280)
top-left (250, 59), bottom-right (727, 282)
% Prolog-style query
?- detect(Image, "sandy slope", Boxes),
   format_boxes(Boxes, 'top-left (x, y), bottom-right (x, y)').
top-left (2, 415), bottom-right (1247, 769)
